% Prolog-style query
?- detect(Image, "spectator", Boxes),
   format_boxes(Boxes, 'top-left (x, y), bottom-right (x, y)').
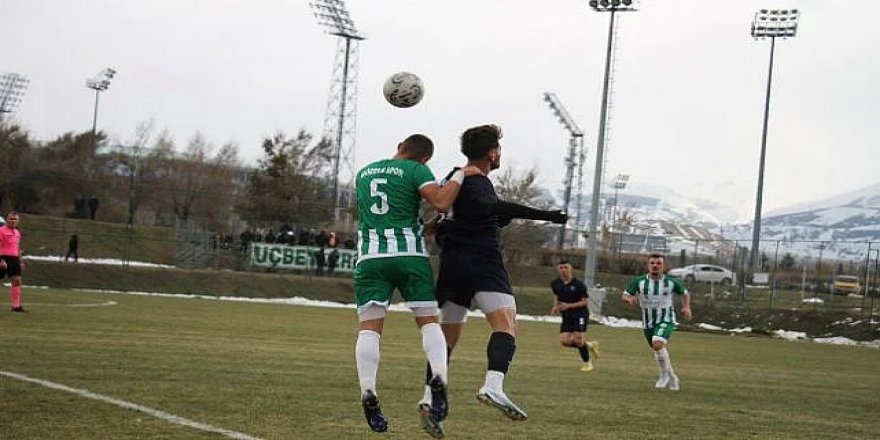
top-left (314, 246), bottom-right (326, 276)
top-left (74, 194), bottom-right (87, 219)
top-left (315, 230), bottom-right (328, 248)
top-left (298, 229), bottom-right (311, 246)
top-left (328, 231), bottom-right (338, 248)
top-left (327, 248), bottom-right (339, 276)
top-left (87, 195), bottom-right (99, 220)
top-left (65, 234), bottom-right (79, 262)
top-left (240, 230), bottom-right (254, 252)
top-left (264, 229), bottom-right (276, 244)
top-left (344, 237), bottom-right (356, 250)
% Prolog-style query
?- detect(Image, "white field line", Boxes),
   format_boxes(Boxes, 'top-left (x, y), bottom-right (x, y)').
top-left (0, 371), bottom-right (262, 440)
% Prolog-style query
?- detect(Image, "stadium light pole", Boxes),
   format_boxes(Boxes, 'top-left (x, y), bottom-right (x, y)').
top-left (544, 92), bottom-right (585, 250)
top-left (748, 9), bottom-right (800, 283)
top-left (584, 0), bottom-right (637, 288)
top-left (86, 68), bottom-right (117, 136)
top-left (0, 73), bottom-right (30, 124)
top-left (611, 173), bottom-right (629, 232)
top-left (310, 0), bottom-right (365, 220)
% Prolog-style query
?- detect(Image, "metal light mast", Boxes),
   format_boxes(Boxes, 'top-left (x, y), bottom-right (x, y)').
top-left (86, 67), bottom-right (117, 136)
top-left (544, 92), bottom-right (586, 249)
top-left (748, 9), bottom-right (800, 281)
top-left (584, 0), bottom-right (637, 288)
top-left (310, 0), bottom-right (365, 219)
top-left (0, 73), bottom-right (30, 124)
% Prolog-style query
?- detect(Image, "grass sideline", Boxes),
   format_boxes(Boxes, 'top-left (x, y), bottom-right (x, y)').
top-left (0, 288), bottom-right (878, 439)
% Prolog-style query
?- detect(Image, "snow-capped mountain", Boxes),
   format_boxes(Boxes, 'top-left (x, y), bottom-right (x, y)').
top-left (571, 182), bottom-right (880, 261)
top-left (725, 183), bottom-right (880, 260)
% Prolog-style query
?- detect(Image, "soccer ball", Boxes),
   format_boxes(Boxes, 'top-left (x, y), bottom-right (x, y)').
top-left (383, 72), bottom-right (424, 108)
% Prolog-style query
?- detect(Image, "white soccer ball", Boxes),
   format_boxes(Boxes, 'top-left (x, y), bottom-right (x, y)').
top-left (383, 72), bottom-right (424, 108)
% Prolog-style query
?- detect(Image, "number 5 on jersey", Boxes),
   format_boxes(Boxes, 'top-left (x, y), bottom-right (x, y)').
top-left (370, 178), bottom-right (389, 215)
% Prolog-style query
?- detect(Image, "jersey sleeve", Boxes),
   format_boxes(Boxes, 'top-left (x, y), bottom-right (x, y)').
top-left (623, 277), bottom-right (640, 296)
top-left (670, 277), bottom-right (689, 295)
top-left (579, 281), bottom-right (589, 299)
top-left (412, 162), bottom-right (437, 190)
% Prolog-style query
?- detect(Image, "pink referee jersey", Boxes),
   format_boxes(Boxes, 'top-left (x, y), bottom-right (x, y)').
top-left (0, 225), bottom-right (21, 256)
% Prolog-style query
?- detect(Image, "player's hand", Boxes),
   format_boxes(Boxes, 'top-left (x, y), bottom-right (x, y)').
top-left (681, 306), bottom-right (692, 321)
top-left (558, 303), bottom-right (569, 312)
top-left (550, 305), bottom-right (560, 315)
top-left (423, 213), bottom-right (442, 236)
top-left (460, 165), bottom-right (484, 177)
top-left (544, 210), bottom-right (568, 224)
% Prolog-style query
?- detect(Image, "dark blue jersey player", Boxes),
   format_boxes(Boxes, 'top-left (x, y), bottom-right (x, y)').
top-left (550, 260), bottom-right (600, 371)
top-left (419, 124), bottom-right (568, 424)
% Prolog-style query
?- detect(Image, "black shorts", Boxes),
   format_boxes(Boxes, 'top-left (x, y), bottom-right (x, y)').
top-left (560, 309), bottom-right (589, 333)
top-left (436, 247), bottom-right (512, 308)
top-left (0, 256), bottom-right (21, 278)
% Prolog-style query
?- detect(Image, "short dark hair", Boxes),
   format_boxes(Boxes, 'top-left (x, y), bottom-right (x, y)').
top-left (557, 260), bottom-right (571, 266)
top-left (400, 134), bottom-right (434, 159)
top-left (649, 253), bottom-right (665, 260)
top-left (460, 124), bottom-right (502, 160)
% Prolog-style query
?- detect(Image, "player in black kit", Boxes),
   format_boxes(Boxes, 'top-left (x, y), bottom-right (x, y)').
top-left (550, 260), bottom-right (600, 371)
top-left (418, 124), bottom-right (568, 425)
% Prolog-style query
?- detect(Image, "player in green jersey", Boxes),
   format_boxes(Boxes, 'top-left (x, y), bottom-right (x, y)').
top-left (354, 133), bottom-right (481, 437)
top-left (622, 254), bottom-right (692, 391)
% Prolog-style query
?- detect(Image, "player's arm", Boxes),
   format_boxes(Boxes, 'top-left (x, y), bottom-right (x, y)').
top-left (420, 166), bottom-right (483, 212)
top-left (621, 278), bottom-right (639, 307)
top-left (671, 278), bottom-right (692, 319)
top-left (492, 201), bottom-right (567, 224)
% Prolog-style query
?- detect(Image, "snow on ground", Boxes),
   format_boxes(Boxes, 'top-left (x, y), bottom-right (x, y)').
top-left (55, 287), bottom-right (880, 348)
top-left (24, 255), bottom-right (175, 269)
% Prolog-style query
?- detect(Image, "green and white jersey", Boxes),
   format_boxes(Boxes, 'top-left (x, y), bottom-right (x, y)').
top-left (623, 274), bottom-right (689, 329)
top-left (355, 158), bottom-right (436, 262)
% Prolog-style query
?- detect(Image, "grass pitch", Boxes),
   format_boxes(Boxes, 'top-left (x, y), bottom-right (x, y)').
top-left (0, 288), bottom-right (878, 439)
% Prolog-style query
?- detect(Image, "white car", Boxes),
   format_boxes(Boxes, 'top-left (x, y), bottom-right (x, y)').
top-left (668, 264), bottom-right (736, 286)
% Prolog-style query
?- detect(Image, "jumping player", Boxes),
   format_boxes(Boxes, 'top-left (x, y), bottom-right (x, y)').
top-left (419, 124), bottom-right (568, 422)
top-left (550, 260), bottom-right (600, 372)
top-left (0, 212), bottom-right (25, 312)
top-left (353, 133), bottom-right (481, 437)
top-left (622, 254), bottom-right (692, 391)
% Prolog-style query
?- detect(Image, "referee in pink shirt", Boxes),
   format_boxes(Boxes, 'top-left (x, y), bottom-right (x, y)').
top-left (0, 212), bottom-right (25, 312)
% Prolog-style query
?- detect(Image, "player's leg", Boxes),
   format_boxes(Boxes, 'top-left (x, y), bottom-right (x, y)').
top-left (474, 292), bottom-right (527, 421)
top-left (419, 299), bottom-right (467, 421)
top-left (651, 323), bottom-right (679, 390)
top-left (400, 257), bottom-right (449, 436)
top-left (353, 260), bottom-right (394, 432)
top-left (570, 331), bottom-right (594, 371)
top-left (8, 258), bottom-right (24, 312)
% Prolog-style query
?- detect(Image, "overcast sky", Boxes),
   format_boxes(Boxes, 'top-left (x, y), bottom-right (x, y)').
top-left (3, 0), bottom-right (878, 223)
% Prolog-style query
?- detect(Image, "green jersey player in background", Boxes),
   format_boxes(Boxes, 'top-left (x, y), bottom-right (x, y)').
top-left (353, 133), bottom-right (481, 437)
top-left (622, 254), bottom-right (692, 391)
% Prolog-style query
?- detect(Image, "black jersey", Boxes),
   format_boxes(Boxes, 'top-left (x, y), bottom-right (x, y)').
top-left (436, 174), bottom-right (501, 251)
top-left (551, 277), bottom-right (588, 309)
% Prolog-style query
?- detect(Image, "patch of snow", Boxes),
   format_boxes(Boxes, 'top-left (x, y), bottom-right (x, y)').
top-left (24, 255), bottom-right (175, 269)
top-left (774, 330), bottom-right (809, 341)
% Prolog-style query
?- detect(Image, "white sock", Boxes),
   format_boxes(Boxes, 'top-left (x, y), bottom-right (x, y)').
top-left (356, 330), bottom-right (381, 396)
top-left (483, 370), bottom-right (505, 392)
top-left (654, 348), bottom-right (672, 377)
top-left (420, 323), bottom-right (448, 384)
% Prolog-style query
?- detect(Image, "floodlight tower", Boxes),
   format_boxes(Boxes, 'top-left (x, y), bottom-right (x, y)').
top-left (0, 73), bottom-right (30, 124)
top-left (610, 173), bottom-right (629, 232)
top-left (584, 0), bottom-right (637, 288)
top-left (310, 0), bottom-right (365, 219)
top-left (86, 67), bottom-right (117, 136)
top-left (748, 9), bottom-right (800, 281)
top-left (544, 92), bottom-right (586, 249)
